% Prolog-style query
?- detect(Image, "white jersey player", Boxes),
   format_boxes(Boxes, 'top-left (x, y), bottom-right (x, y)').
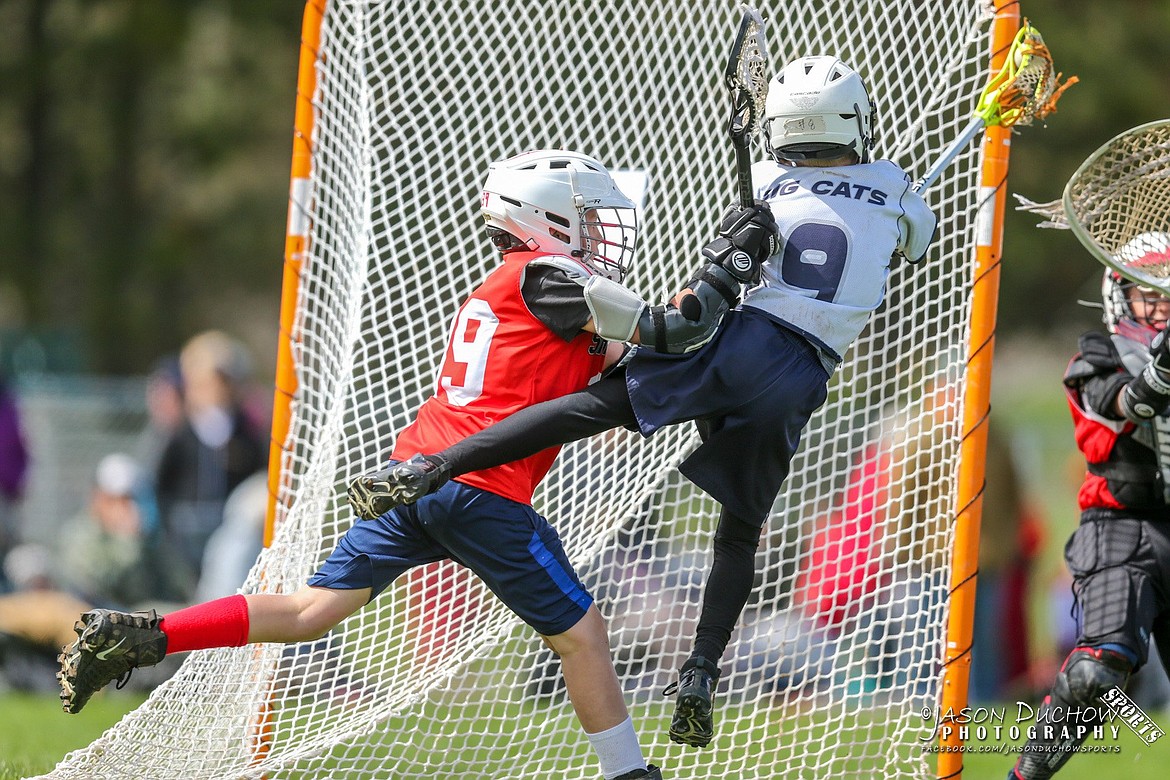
top-left (746, 155), bottom-right (935, 364)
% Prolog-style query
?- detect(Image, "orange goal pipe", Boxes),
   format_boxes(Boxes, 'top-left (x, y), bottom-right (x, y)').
top-left (937, 2), bottom-right (1020, 777)
top-left (265, 0), bottom-right (325, 546)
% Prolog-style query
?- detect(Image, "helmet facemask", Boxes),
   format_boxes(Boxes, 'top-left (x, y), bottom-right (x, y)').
top-left (580, 206), bottom-right (637, 282)
top-left (1103, 270), bottom-right (1170, 345)
top-left (1102, 233), bottom-right (1170, 344)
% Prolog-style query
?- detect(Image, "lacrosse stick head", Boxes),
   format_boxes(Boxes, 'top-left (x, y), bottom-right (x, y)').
top-left (1064, 120), bottom-right (1170, 298)
top-left (725, 5), bottom-right (768, 148)
top-left (976, 20), bottom-right (1077, 129)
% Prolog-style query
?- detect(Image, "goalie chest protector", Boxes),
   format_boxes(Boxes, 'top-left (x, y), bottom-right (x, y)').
top-left (1066, 331), bottom-right (1170, 512)
top-left (392, 251), bottom-right (607, 505)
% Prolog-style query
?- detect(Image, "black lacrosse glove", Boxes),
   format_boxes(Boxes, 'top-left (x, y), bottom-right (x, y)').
top-left (1151, 329), bottom-right (1170, 381)
top-left (1119, 330), bottom-right (1170, 421)
top-left (346, 454), bottom-right (452, 520)
top-left (700, 200), bottom-right (779, 284)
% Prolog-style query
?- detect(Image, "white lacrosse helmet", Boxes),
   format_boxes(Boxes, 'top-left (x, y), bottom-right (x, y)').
top-left (763, 56), bottom-right (876, 163)
top-left (1102, 232), bottom-right (1170, 343)
top-left (480, 150), bottom-right (637, 281)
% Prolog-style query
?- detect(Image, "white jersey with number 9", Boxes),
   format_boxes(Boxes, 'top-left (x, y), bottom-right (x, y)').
top-left (744, 159), bottom-right (936, 362)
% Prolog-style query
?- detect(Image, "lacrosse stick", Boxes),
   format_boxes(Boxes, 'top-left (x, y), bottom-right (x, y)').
top-left (1059, 119), bottom-right (1170, 296)
top-left (675, 6), bottom-right (768, 323)
top-left (725, 4), bottom-right (769, 207)
top-left (914, 19), bottom-right (1076, 192)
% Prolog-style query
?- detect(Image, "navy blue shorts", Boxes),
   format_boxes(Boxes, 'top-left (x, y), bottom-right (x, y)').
top-left (307, 480), bottom-right (593, 636)
top-left (625, 308), bottom-right (830, 525)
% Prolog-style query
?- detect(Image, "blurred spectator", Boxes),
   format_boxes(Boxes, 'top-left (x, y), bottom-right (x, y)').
top-left (1, 542), bottom-right (91, 647)
top-left (0, 454), bottom-right (188, 693)
top-left (792, 432), bottom-right (941, 696)
top-left (153, 331), bottom-right (266, 598)
top-left (136, 356), bottom-right (185, 477)
top-left (58, 453), bottom-right (155, 609)
top-left (0, 543), bottom-right (91, 693)
top-left (194, 470), bottom-right (267, 602)
top-left (0, 378), bottom-right (29, 592)
top-left (793, 439), bottom-right (887, 632)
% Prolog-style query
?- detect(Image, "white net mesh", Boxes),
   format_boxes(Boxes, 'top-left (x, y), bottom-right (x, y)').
top-left (1064, 120), bottom-right (1170, 286)
top-left (35, 1), bottom-right (998, 777)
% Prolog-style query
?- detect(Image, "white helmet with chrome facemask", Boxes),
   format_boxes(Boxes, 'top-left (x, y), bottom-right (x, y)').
top-left (763, 56), bottom-right (876, 164)
top-left (1102, 232), bottom-right (1170, 344)
top-left (480, 150), bottom-right (637, 282)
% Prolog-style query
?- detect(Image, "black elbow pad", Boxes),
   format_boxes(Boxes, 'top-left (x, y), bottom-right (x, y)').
top-left (636, 265), bottom-right (743, 354)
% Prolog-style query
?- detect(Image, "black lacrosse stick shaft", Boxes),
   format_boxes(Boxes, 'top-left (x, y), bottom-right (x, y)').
top-left (725, 12), bottom-right (758, 208)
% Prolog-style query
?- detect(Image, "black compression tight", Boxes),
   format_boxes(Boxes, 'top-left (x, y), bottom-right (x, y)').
top-left (692, 507), bottom-right (763, 667)
top-left (437, 371), bottom-right (761, 670)
top-left (439, 373), bottom-right (636, 475)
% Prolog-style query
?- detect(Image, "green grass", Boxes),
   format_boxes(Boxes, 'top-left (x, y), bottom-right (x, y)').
top-left (0, 692), bottom-right (146, 780)
top-left (959, 705), bottom-right (1170, 779)
top-left (2, 689), bottom-right (1166, 779)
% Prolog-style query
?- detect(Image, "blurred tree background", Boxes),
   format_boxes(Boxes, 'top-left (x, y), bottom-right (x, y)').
top-left (0, 0), bottom-right (299, 375)
top-left (0, 0), bottom-right (1167, 376)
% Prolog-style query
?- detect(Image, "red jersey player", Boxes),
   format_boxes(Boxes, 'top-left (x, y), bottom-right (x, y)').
top-left (56, 149), bottom-right (777, 780)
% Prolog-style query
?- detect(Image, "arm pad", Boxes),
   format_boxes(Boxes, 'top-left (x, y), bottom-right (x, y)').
top-left (582, 275), bottom-right (648, 342)
top-left (635, 263), bottom-right (743, 354)
top-left (1119, 363), bottom-right (1170, 421)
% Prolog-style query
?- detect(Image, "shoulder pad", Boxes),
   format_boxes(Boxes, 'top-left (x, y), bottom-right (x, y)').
top-left (526, 255), bottom-right (593, 286)
top-left (1079, 331), bottom-right (1123, 369)
top-left (1064, 331), bottom-right (1122, 384)
top-left (872, 159), bottom-right (911, 183)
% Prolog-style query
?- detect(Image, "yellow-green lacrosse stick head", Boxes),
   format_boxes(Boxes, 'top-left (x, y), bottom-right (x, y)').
top-left (975, 20), bottom-right (1078, 129)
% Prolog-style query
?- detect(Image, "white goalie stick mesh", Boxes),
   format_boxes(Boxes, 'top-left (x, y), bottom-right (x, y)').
top-left (1064, 120), bottom-right (1170, 294)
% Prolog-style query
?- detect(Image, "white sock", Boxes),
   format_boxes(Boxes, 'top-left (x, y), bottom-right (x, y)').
top-left (586, 715), bottom-right (647, 779)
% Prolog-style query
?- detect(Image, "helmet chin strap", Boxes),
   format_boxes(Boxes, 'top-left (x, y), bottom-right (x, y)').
top-left (487, 227), bottom-right (527, 253)
top-left (853, 101), bottom-right (874, 163)
top-left (856, 110), bottom-right (867, 163)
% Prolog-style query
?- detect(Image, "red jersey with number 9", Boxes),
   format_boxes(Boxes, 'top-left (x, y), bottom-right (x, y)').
top-left (391, 252), bottom-right (607, 505)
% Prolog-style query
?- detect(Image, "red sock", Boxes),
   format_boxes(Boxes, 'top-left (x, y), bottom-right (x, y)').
top-left (160, 594), bottom-right (251, 654)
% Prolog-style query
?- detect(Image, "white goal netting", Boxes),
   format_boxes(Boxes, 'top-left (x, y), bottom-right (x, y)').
top-left (36, 1), bottom-right (1000, 778)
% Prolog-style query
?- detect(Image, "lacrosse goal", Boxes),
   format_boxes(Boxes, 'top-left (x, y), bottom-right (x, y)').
top-left (36, 1), bottom-right (1019, 778)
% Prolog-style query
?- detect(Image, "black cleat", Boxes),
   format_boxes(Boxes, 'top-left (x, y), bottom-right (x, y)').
top-left (664, 657), bottom-right (721, 748)
top-left (57, 609), bottom-right (167, 714)
top-left (347, 453), bottom-right (452, 520)
top-left (613, 765), bottom-right (663, 780)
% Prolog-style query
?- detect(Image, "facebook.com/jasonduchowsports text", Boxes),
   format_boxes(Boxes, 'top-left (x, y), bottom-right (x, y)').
top-left (918, 686), bottom-right (1165, 754)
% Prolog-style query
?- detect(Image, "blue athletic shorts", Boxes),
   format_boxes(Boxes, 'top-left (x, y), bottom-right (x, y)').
top-left (307, 480), bottom-right (593, 636)
top-left (625, 307), bottom-right (830, 525)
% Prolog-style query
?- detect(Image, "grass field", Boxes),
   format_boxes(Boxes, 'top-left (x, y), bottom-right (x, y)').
top-left (2, 689), bottom-right (1167, 779)
top-left (0, 692), bottom-right (146, 780)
